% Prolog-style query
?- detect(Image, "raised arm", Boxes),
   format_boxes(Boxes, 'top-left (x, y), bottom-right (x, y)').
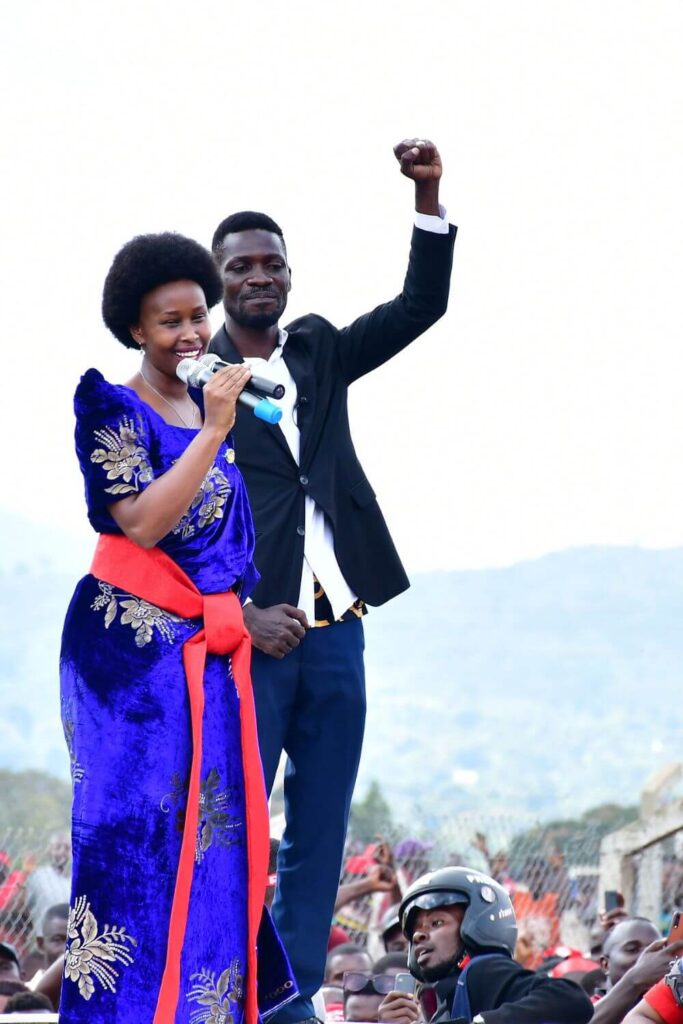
top-left (335, 138), bottom-right (455, 385)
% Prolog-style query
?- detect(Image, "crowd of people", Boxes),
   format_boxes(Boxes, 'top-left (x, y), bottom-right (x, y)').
top-left (2, 829), bottom-right (683, 1021)
top-left (319, 838), bottom-right (683, 1024)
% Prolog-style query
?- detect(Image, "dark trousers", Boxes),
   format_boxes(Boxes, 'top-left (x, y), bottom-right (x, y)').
top-left (251, 618), bottom-right (366, 1021)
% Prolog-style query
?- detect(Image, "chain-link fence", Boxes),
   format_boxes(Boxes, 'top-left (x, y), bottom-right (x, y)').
top-left (332, 809), bottom-right (683, 966)
top-left (332, 815), bottom-right (606, 966)
top-left (2, 811), bottom-right (681, 975)
top-left (0, 829), bottom-right (71, 975)
top-left (601, 792), bottom-right (683, 929)
top-left (629, 831), bottom-right (683, 923)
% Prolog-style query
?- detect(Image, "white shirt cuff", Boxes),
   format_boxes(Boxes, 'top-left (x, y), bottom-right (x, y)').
top-left (414, 205), bottom-right (449, 234)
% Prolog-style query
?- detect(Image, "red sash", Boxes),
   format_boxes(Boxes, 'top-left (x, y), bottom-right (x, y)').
top-left (90, 535), bottom-right (267, 1024)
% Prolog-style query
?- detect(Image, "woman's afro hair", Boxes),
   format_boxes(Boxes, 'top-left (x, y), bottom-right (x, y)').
top-left (102, 232), bottom-right (223, 348)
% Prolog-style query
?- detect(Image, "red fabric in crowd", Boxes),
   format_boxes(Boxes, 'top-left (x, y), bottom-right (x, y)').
top-left (645, 979), bottom-right (683, 1024)
top-left (550, 956), bottom-right (602, 978)
top-left (328, 925), bottom-right (351, 950)
top-left (344, 844), bottom-right (378, 874)
top-left (0, 871), bottom-right (25, 911)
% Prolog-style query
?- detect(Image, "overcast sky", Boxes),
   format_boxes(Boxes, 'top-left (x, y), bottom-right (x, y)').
top-left (3, 0), bottom-right (682, 573)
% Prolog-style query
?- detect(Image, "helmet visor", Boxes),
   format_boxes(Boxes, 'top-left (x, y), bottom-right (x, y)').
top-left (402, 890), bottom-right (469, 938)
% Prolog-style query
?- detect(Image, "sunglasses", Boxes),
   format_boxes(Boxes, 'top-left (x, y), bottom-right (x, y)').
top-left (342, 971), bottom-right (396, 995)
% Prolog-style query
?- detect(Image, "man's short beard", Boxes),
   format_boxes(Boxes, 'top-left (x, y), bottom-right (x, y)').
top-left (227, 296), bottom-right (286, 331)
top-left (230, 302), bottom-right (286, 331)
top-left (420, 951), bottom-right (464, 983)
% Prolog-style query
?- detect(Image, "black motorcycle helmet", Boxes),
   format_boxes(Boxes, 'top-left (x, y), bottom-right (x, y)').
top-left (379, 903), bottom-right (403, 949)
top-left (399, 865), bottom-right (518, 980)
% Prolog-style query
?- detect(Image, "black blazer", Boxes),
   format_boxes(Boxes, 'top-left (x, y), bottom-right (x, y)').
top-left (210, 224), bottom-right (456, 608)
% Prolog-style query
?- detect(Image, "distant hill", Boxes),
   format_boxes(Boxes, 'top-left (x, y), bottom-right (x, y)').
top-left (1, 508), bottom-right (680, 819)
top-left (359, 546), bottom-right (682, 818)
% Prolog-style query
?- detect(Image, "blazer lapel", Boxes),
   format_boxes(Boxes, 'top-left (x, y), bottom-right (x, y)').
top-left (282, 331), bottom-right (316, 468)
top-left (209, 324), bottom-right (243, 365)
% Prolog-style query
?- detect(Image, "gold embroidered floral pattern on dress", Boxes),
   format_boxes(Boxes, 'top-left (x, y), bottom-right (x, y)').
top-left (64, 896), bottom-right (137, 1000)
top-left (186, 959), bottom-right (244, 1024)
top-left (90, 416), bottom-right (154, 496)
top-left (173, 466), bottom-right (232, 539)
top-left (91, 581), bottom-right (181, 646)
top-left (161, 768), bottom-right (243, 863)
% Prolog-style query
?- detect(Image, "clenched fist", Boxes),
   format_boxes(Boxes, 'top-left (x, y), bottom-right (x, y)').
top-left (393, 138), bottom-right (443, 182)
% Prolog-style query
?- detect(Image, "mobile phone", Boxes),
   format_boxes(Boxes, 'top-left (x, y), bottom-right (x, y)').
top-left (604, 890), bottom-right (621, 912)
top-left (394, 972), bottom-right (416, 995)
top-left (668, 911), bottom-right (683, 943)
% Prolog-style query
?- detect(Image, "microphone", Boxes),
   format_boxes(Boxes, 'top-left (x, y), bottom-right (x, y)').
top-left (177, 353), bottom-right (283, 425)
top-left (200, 355), bottom-right (285, 400)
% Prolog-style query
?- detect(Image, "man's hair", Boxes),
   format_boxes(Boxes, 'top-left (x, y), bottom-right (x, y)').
top-left (602, 916), bottom-right (657, 957)
top-left (373, 951), bottom-right (408, 973)
top-left (211, 211), bottom-right (286, 257)
top-left (42, 902), bottom-right (69, 932)
top-left (102, 232), bottom-right (223, 348)
top-left (327, 942), bottom-right (368, 962)
top-left (5, 989), bottom-right (54, 1012)
top-left (325, 942), bottom-right (370, 977)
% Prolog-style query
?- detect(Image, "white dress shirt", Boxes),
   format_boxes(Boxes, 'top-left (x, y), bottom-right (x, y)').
top-left (243, 207), bottom-right (449, 624)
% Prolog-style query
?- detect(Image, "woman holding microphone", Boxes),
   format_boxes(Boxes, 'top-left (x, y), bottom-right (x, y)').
top-left (59, 232), bottom-right (294, 1024)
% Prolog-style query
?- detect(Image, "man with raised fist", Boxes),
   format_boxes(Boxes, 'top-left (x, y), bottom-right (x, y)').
top-left (210, 139), bottom-right (456, 1024)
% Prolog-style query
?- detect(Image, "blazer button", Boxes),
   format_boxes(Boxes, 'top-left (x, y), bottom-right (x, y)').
top-left (299, 474), bottom-right (309, 486)
top-left (296, 525), bottom-right (305, 536)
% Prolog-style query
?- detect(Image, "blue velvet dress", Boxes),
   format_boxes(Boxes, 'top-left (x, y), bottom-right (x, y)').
top-left (59, 370), bottom-right (292, 1024)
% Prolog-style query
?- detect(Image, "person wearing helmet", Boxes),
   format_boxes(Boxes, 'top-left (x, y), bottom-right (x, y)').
top-left (380, 904), bottom-right (409, 954)
top-left (378, 866), bottom-right (593, 1024)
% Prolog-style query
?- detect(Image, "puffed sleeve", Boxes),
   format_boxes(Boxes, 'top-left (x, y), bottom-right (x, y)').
top-left (74, 369), bottom-right (155, 532)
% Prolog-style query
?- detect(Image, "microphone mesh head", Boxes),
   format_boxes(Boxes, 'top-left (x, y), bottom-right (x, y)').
top-left (199, 353), bottom-right (222, 370)
top-left (176, 353), bottom-right (220, 387)
top-left (176, 358), bottom-right (201, 386)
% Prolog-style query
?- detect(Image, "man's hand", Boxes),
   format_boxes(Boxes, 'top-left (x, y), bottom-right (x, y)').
top-left (333, 863), bottom-right (397, 912)
top-left (243, 603), bottom-right (309, 658)
top-left (394, 138), bottom-right (442, 216)
top-left (365, 862), bottom-right (397, 893)
top-left (394, 138), bottom-right (443, 182)
top-left (374, 840), bottom-right (395, 868)
top-left (629, 939), bottom-right (683, 991)
top-left (378, 992), bottom-right (420, 1024)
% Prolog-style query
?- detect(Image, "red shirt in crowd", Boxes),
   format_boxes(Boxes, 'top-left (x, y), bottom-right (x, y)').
top-left (644, 979), bottom-right (683, 1024)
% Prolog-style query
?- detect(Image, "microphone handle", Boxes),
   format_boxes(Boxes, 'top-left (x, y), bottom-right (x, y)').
top-left (248, 375), bottom-right (285, 400)
top-left (175, 358), bottom-right (282, 423)
top-left (210, 357), bottom-right (284, 399)
top-left (238, 390), bottom-right (282, 424)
